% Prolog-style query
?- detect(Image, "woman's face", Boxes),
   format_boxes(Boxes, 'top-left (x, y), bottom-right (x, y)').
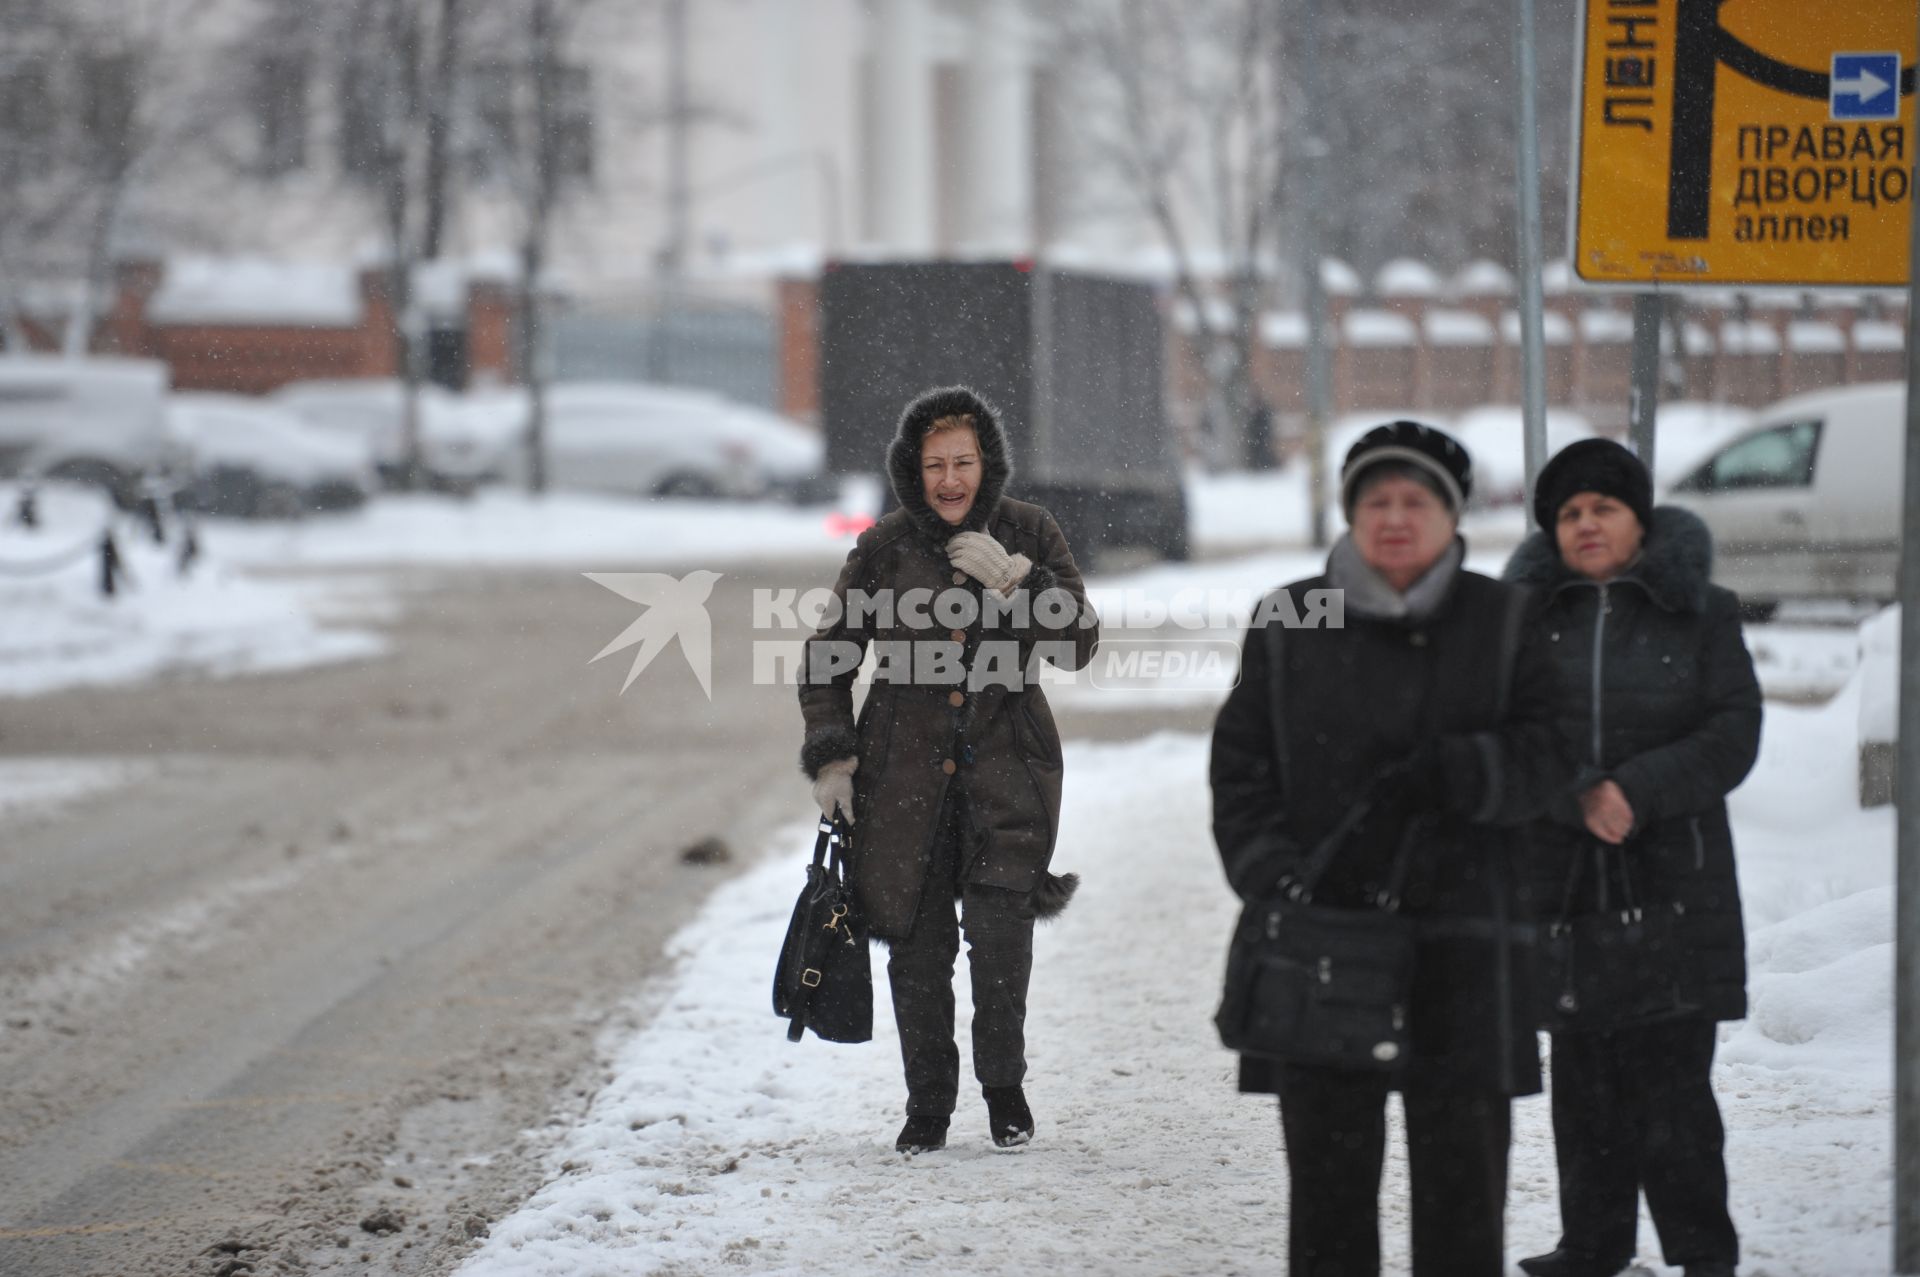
top-left (1555, 491), bottom-right (1645, 582)
top-left (921, 427), bottom-right (982, 525)
top-left (1351, 473), bottom-right (1457, 588)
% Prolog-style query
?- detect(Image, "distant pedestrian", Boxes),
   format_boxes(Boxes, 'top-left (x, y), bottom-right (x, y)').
top-left (1211, 421), bottom-right (1571, 1276)
top-left (797, 385), bottom-right (1099, 1154)
top-left (1504, 439), bottom-right (1761, 1277)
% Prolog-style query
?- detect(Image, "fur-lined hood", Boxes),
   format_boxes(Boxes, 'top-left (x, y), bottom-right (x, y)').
top-left (1503, 504), bottom-right (1714, 614)
top-left (886, 385), bottom-right (1012, 545)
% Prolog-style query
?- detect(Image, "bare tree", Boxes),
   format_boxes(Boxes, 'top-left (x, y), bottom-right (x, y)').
top-left (1275, 0), bottom-right (1578, 279)
top-left (1035, 0), bottom-right (1290, 468)
top-left (0, 0), bottom-right (225, 355)
top-left (469, 0), bottom-right (604, 495)
top-left (281, 0), bottom-right (473, 488)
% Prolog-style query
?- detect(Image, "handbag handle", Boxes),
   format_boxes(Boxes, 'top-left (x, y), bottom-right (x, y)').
top-left (1290, 766), bottom-right (1424, 913)
top-left (810, 816), bottom-right (853, 891)
top-left (1549, 838), bottom-right (1642, 930)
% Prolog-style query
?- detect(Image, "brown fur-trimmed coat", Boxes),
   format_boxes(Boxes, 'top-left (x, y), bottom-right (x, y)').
top-left (797, 386), bottom-right (1100, 941)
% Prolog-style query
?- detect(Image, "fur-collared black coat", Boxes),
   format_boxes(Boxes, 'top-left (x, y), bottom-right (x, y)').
top-left (1210, 564), bottom-right (1572, 1097)
top-left (798, 386), bottom-right (1100, 941)
top-left (1503, 506), bottom-right (1762, 1026)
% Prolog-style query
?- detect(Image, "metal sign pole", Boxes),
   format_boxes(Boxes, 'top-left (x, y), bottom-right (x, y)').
top-left (1895, 17), bottom-right (1920, 1269)
top-left (1514, 0), bottom-right (1551, 505)
top-left (1628, 293), bottom-right (1661, 477)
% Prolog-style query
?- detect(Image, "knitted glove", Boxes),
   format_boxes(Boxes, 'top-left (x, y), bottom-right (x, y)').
top-left (812, 756), bottom-right (857, 823)
top-left (946, 531), bottom-right (1032, 595)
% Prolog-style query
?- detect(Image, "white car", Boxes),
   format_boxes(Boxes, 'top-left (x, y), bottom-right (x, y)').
top-left (166, 393), bottom-right (378, 517)
top-left (486, 381), bottom-right (824, 499)
top-left (1665, 381), bottom-right (1903, 610)
top-left (1650, 401), bottom-right (1756, 492)
top-left (0, 356), bottom-right (178, 506)
top-left (270, 378), bottom-right (510, 492)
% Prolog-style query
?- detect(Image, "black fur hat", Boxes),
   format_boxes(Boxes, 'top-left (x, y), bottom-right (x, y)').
top-left (1340, 420), bottom-right (1473, 516)
top-left (1533, 437), bottom-right (1653, 534)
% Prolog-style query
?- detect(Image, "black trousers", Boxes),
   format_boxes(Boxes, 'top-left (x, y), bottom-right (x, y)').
top-left (1277, 1064), bottom-right (1511, 1277)
top-left (1548, 1017), bottom-right (1738, 1268)
top-left (886, 796), bottom-right (1035, 1116)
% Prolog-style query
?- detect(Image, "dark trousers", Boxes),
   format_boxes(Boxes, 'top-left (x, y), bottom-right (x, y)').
top-left (1548, 1017), bottom-right (1738, 1268)
top-left (1277, 1064), bottom-right (1511, 1277)
top-left (886, 799), bottom-right (1035, 1116)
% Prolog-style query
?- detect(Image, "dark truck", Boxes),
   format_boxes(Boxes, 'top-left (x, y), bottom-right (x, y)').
top-left (818, 260), bottom-right (1189, 561)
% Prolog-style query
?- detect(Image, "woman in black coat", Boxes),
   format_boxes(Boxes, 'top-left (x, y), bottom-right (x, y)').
top-left (1503, 439), bottom-right (1762, 1277)
top-left (1210, 422), bottom-right (1571, 1277)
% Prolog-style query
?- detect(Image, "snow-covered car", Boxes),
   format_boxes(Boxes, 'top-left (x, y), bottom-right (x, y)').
top-left (1665, 381), bottom-right (1902, 611)
top-left (166, 392), bottom-right (378, 517)
top-left (0, 356), bottom-right (179, 506)
top-left (486, 381), bottom-right (824, 500)
top-left (1447, 405), bottom-right (1598, 508)
top-left (269, 378), bottom-right (511, 492)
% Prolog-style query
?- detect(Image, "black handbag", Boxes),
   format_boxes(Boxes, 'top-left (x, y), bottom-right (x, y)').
top-left (1215, 797), bottom-right (1422, 1070)
top-left (1537, 840), bottom-right (1732, 1031)
top-left (772, 816), bottom-right (873, 1044)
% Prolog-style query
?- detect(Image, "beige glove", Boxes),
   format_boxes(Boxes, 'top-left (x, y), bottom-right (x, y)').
top-left (812, 756), bottom-right (857, 824)
top-left (946, 531), bottom-right (1032, 595)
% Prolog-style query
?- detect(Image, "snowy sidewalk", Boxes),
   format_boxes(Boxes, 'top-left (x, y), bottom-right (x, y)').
top-left (457, 674), bottom-right (1896, 1277)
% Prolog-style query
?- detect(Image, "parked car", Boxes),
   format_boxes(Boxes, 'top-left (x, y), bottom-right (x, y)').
top-left (269, 378), bottom-right (512, 492)
top-left (0, 356), bottom-right (178, 506)
top-left (1650, 401), bottom-right (1756, 491)
top-left (166, 392), bottom-right (378, 517)
top-left (1664, 381), bottom-right (1902, 611)
top-left (485, 381), bottom-right (823, 499)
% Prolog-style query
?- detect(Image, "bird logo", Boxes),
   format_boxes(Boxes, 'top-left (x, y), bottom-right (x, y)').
top-left (584, 570), bottom-right (722, 698)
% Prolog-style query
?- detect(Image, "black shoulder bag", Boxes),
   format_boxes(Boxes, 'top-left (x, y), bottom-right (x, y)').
top-left (1537, 839), bottom-right (1725, 1032)
top-left (772, 816), bottom-right (873, 1044)
top-left (1215, 794), bottom-right (1423, 1070)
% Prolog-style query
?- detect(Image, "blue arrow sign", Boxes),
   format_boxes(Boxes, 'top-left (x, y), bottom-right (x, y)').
top-left (1831, 52), bottom-right (1900, 120)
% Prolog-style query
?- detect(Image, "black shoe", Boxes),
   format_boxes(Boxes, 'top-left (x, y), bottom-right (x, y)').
top-left (1517, 1249), bottom-right (1628, 1277)
top-left (1683, 1264), bottom-right (1736, 1277)
top-left (894, 1115), bottom-right (948, 1154)
top-left (982, 1085), bottom-right (1034, 1148)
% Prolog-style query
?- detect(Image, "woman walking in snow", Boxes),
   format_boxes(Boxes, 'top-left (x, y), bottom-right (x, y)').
top-left (1504, 439), bottom-right (1760, 1277)
top-left (1210, 421), bottom-right (1570, 1276)
top-left (797, 385), bottom-right (1098, 1154)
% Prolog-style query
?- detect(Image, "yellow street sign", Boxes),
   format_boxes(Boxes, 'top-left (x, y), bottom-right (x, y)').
top-left (1572, 0), bottom-right (1918, 288)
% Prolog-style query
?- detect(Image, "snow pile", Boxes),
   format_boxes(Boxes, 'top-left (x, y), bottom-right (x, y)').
top-left (0, 484), bottom-right (383, 697)
top-left (147, 256), bottom-right (362, 328)
top-left (1857, 605), bottom-right (1899, 745)
top-left (457, 637), bottom-right (1898, 1276)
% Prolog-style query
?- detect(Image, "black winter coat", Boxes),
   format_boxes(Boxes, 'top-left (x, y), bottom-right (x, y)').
top-left (1210, 561), bottom-right (1572, 1096)
top-left (798, 387), bottom-right (1100, 941)
top-left (1503, 506), bottom-right (1762, 1026)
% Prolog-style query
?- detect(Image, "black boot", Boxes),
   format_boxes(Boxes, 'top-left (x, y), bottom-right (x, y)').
top-left (983, 1085), bottom-right (1033, 1148)
top-left (895, 1115), bottom-right (949, 1154)
top-left (1517, 1249), bottom-right (1628, 1277)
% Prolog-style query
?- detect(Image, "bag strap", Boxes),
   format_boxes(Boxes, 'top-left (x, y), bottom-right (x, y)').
top-left (1291, 765), bottom-right (1414, 905)
top-left (812, 816), bottom-right (853, 885)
